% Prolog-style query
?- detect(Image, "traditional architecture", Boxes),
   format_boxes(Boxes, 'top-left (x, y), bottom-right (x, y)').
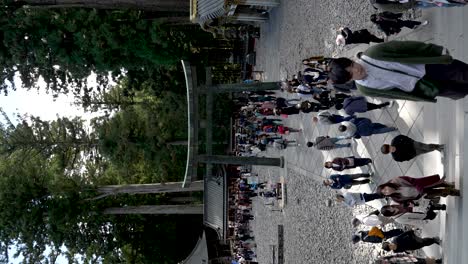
top-left (181, 60), bottom-right (281, 263)
top-left (190, 0), bottom-right (280, 36)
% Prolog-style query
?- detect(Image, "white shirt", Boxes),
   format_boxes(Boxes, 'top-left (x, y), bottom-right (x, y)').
top-left (356, 214), bottom-right (393, 227)
top-left (342, 192), bottom-right (365, 207)
top-left (356, 55), bottom-right (426, 92)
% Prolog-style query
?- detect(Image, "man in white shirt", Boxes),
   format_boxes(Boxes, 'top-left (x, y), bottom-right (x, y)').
top-left (328, 41), bottom-right (468, 102)
top-left (336, 192), bottom-right (383, 207)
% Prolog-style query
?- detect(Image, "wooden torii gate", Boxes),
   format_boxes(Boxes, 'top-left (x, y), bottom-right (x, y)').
top-left (103, 62), bottom-right (284, 216)
top-left (181, 60), bottom-right (284, 188)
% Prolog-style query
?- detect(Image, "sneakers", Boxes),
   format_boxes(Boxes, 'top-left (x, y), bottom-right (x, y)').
top-left (434, 237), bottom-right (442, 245)
top-left (421, 20), bottom-right (429, 26)
top-left (388, 101), bottom-right (395, 108)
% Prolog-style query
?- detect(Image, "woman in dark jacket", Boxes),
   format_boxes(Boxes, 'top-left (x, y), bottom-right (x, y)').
top-left (370, 11), bottom-right (426, 36)
top-left (336, 27), bottom-right (384, 45)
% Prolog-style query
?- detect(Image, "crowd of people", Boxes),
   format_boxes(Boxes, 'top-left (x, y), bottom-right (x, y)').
top-left (228, 168), bottom-right (282, 263)
top-left (232, 1), bottom-right (468, 263)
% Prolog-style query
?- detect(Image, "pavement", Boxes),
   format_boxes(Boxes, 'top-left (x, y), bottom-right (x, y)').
top-left (253, 4), bottom-right (468, 264)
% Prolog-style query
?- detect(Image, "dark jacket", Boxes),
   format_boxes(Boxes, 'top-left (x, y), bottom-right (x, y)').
top-left (393, 230), bottom-right (425, 252)
top-left (330, 157), bottom-right (354, 171)
top-left (343, 96), bottom-right (368, 115)
top-left (358, 231), bottom-right (384, 243)
top-left (390, 135), bottom-right (416, 162)
top-left (341, 27), bottom-right (374, 45)
top-left (329, 174), bottom-right (354, 189)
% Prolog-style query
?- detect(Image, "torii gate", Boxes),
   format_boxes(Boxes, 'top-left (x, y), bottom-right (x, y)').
top-left (181, 60), bottom-right (284, 188)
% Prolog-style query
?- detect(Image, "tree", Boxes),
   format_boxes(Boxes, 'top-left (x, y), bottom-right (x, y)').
top-left (0, 3), bottom-right (213, 95)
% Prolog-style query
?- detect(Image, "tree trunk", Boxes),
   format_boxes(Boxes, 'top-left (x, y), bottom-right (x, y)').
top-left (89, 181), bottom-right (204, 200)
top-left (103, 204), bottom-right (203, 214)
top-left (22, 0), bottom-right (190, 12)
top-left (168, 196), bottom-right (199, 203)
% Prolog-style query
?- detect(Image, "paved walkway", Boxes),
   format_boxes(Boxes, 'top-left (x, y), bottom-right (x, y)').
top-left (252, 3), bottom-right (468, 264)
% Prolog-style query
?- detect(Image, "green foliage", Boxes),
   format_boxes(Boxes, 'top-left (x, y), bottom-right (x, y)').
top-left (0, 3), bottom-right (213, 95)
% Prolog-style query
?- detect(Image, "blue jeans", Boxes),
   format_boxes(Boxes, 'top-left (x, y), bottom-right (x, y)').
top-left (368, 123), bottom-right (397, 135)
top-left (330, 137), bottom-right (351, 148)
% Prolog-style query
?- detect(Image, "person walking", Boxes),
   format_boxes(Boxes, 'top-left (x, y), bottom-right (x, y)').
top-left (338, 117), bottom-right (397, 139)
top-left (336, 27), bottom-right (384, 46)
top-left (381, 135), bottom-right (444, 162)
top-left (336, 192), bottom-right (383, 207)
top-left (377, 175), bottom-right (460, 203)
top-left (370, 11), bottom-right (427, 36)
top-left (374, 253), bottom-right (442, 264)
top-left (352, 226), bottom-right (404, 244)
top-left (325, 156), bottom-right (373, 171)
top-left (382, 230), bottom-right (441, 253)
top-left (307, 136), bottom-right (351, 150)
top-left (313, 111), bottom-right (354, 125)
top-left (328, 41), bottom-right (468, 102)
top-left (380, 203), bottom-right (446, 226)
top-left (352, 210), bottom-right (394, 227)
top-left (323, 173), bottom-right (372, 189)
top-left (340, 96), bottom-right (392, 115)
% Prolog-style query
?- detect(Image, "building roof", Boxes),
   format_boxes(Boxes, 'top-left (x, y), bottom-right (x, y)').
top-left (180, 231), bottom-right (208, 264)
top-left (190, 0), bottom-right (226, 23)
top-left (204, 165), bottom-right (227, 239)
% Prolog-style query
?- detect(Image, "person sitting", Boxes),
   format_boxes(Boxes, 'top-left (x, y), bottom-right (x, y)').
top-left (336, 27), bottom-right (384, 46)
top-left (336, 192), bottom-right (383, 207)
top-left (377, 175), bottom-right (459, 204)
top-left (382, 230), bottom-right (441, 253)
top-left (324, 156), bottom-right (373, 171)
top-left (381, 135), bottom-right (444, 162)
top-left (352, 226), bottom-right (404, 244)
top-left (323, 173), bottom-right (372, 189)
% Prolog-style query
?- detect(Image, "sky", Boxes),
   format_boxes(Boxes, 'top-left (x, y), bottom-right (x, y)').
top-left (0, 78), bottom-right (91, 264)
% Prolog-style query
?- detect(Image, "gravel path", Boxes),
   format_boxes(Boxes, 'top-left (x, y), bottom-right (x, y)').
top-left (250, 1), bottom-right (423, 263)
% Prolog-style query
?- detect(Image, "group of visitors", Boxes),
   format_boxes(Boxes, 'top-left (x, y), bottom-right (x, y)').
top-left (229, 1), bottom-right (468, 263)
top-left (228, 169), bottom-right (259, 263)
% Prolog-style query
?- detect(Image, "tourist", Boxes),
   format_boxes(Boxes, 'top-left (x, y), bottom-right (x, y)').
top-left (377, 175), bottom-right (459, 203)
top-left (352, 226), bottom-right (404, 244)
top-left (338, 117), bottom-right (397, 139)
top-left (336, 192), bottom-right (383, 207)
top-left (381, 135), bottom-right (444, 162)
top-left (298, 100), bottom-right (329, 113)
top-left (370, 11), bottom-right (428, 36)
top-left (374, 253), bottom-right (442, 264)
top-left (312, 90), bottom-right (350, 109)
top-left (352, 210), bottom-right (394, 227)
top-left (313, 111), bottom-right (354, 125)
top-left (323, 173), bottom-right (372, 189)
top-left (339, 96), bottom-right (392, 116)
top-left (335, 27), bottom-right (384, 46)
top-left (369, 0), bottom-right (417, 12)
top-left (307, 136), bottom-right (351, 150)
top-left (328, 41), bottom-right (468, 102)
top-left (380, 204), bottom-right (445, 226)
top-left (324, 156), bottom-right (373, 171)
top-left (382, 230), bottom-right (441, 253)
